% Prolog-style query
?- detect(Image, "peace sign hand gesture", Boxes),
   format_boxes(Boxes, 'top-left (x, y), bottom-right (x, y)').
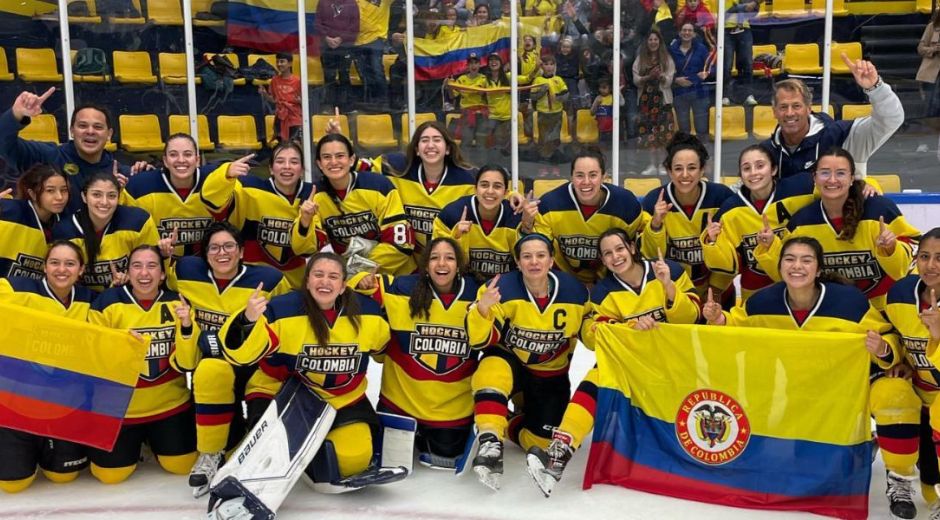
top-left (840, 51), bottom-right (880, 90)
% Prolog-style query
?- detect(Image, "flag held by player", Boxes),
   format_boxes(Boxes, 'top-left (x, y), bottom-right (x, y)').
top-left (584, 323), bottom-right (872, 520)
top-left (0, 301), bottom-right (148, 450)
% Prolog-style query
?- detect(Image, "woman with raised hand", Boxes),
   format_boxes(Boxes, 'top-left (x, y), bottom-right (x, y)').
top-left (166, 221), bottom-right (291, 496)
top-left (754, 147), bottom-right (919, 311)
top-left (465, 233), bottom-right (590, 491)
top-left (86, 245), bottom-right (197, 484)
top-left (53, 171), bottom-right (160, 292)
top-left (0, 241), bottom-right (96, 493)
top-left (293, 134), bottom-right (416, 275)
top-left (218, 252), bottom-right (394, 488)
top-left (641, 132), bottom-right (735, 305)
top-left (0, 164), bottom-right (69, 280)
top-left (433, 164), bottom-right (532, 278)
top-left (701, 145), bottom-right (815, 303)
top-left (703, 235), bottom-right (904, 519)
top-left (200, 141), bottom-right (319, 289)
top-left (124, 133), bottom-right (224, 259)
top-left (526, 228), bottom-right (700, 496)
top-left (352, 237), bottom-right (481, 469)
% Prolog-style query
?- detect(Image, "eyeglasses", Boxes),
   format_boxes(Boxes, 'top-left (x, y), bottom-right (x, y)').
top-left (816, 170), bottom-right (851, 180)
top-left (207, 242), bottom-right (238, 254)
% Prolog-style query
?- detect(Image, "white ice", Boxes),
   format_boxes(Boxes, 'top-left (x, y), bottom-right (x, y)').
top-left (1, 347), bottom-right (904, 519)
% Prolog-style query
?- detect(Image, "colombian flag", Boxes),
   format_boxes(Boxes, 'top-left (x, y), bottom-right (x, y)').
top-left (227, 0), bottom-right (319, 55)
top-left (0, 302), bottom-right (148, 450)
top-left (585, 323), bottom-right (871, 520)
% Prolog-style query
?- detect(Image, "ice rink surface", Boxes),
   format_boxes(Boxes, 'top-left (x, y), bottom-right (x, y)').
top-left (0, 347), bottom-right (907, 519)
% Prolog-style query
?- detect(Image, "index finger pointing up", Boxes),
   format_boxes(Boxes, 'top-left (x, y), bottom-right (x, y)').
top-left (879, 216), bottom-right (887, 232)
top-left (236, 153), bottom-right (256, 164)
top-left (657, 247), bottom-right (664, 262)
top-left (488, 273), bottom-right (501, 289)
top-left (250, 281), bottom-right (264, 299)
top-left (657, 189), bottom-right (665, 204)
top-left (38, 86), bottom-right (56, 103)
top-left (762, 212), bottom-right (771, 231)
top-left (307, 184), bottom-right (317, 202)
top-left (460, 206), bottom-right (468, 221)
top-left (932, 288), bottom-right (938, 312)
top-left (839, 51), bottom-right (855, 70)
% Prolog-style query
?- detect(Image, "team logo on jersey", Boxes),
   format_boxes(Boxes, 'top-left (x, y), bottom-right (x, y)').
top-left (195, 308), bottom-right (228, 333)
top-left (63, 163), bottom-right (79, 176)
top-left (83, 256), bottom-right (128, 288)
top-left (557, 235), bottom-right (599, 263)
top-left (296, 343), bottom-right (362, 389)
top-left (624, 307), bottom-right (666, 323)
top-left (409, 324), bottom-right (470, 375)
top-left (469, 248), bottom-right (513, 276)
top-left (8, 253), bottom-right (45, 280)
top-left (822, 252), bottom-right (882, 294)
top-left (160, 217), bottom-right (212, 246)
top-left (403, 205), bottom-right (438, 237)
top-left (675, 389), bottom-right (750, 466)
top-left (505, 325), bottom-right (566, 365)
top-left (136, 325), bottom-right (176, 382)
top-left (667, 237), bottom-right (704, 266)
top-left (902, 336), bottom-right (932, 370)
top-left (323, 211), bottom-right (379, 244)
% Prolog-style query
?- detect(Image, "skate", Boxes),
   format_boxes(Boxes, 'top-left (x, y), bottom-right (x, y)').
top-left (525, 430), bottom-right (574, 497)
top-left (471, 432), bottom-right (503, 491)
top-left (190, 451), bottom-right (225, 498)
top-left (885, 471), bottom-right (916, 519)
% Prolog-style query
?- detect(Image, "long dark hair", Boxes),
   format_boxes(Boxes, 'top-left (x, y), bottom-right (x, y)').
top-left (17, 164), bottom-right (68, 204)
top-left (777, 236), bottom-right (851, 286)
top-left (410, 237), bottom-right (467, 319)
top-left (315, 133), bottom-right (356, 197)
top-left (597, 227), bottom-right (642, 265)
top-left (485, 54), bottom-right (509, 86)
top-left (77, 171), bottom-right (121, 269)
top-left (394, 120), bottom-right (472, 177)
top-left (815, 147), bottom-right (865, 241)
top-left (301, 253), bottom-right (361, 349)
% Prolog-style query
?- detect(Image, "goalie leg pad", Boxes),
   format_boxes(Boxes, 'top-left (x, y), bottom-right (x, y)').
top-left (207, 476), bottom-right (274, 520)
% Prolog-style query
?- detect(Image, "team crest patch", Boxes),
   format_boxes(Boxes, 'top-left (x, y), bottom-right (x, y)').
top-left (675, 389), bottom-right (750, 465)
top-left (63, 163), bottom-right (79, 176)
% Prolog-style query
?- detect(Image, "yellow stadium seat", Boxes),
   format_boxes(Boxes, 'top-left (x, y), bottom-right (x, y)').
top-left (69, 50), bottom-right (110, 83)
top-left (720, 176), bottom-right (742, 187)
top-left (752, 105), bottom-right (777, 139)
top-left (168, 115), bottom-right (214, 151)
top-left (829, 42), bottom-right (862, 74)
top-left (349, 61), bottom-right (363, 86)
top-left (0, 48), bottom-right (13, 81)
top-left (868, 174), bottom-right (901, 193)
top-left (113, 51), bottom-right (157, 84)
top-left (575, 109), bottom-right (599, 143)
top-left (533, 179), bottom-right (567, 198)
top-left (293, 55), bottom-right (324, 86)
top-left (264, 115), bottom-right (278, 148)
top-left (561, 111), bottom-right (572, 144)
top-left (16, 48), bottom-right (63, 82)
top-left (216, 115), bottom-right (262, 151)
top-left (624, 178), bottom-right (661, 197)
top-left (191, 0), bottom-right (225, 26)
top-left (783, 43), bottom-right (822, 75)
top-left (356, 114), bottom-right (398, 149)
top-left (312, 114), bottom-right (350, 143)
top-left (119, 115), bottom-right (165, 152)
top-left (108, 0), bottom-right (146, 24)
top-left (68, 0), bottom-right (102, 23)
top-left (841, 104), bottom-right (872, 121)
top-left (517, 113), bottom-right (530, 145)
top-left (751, 44), bottom-right (782, 76)
top-left (147, 0), bottom-right (184, 25)
top-left (18, 114), bottom-right (59, 144)
top-left (400, 113), bottom-right (439, 144)
top-left (383, 54), bottom-right (397, 80)
top-left (204, 53), bottom-right (246, 86)
top-left (709, 106), bottom-right (748, 140)
top-left (247, 54), bottom-right (277, 86)
top-left (769, 0), bottom-right (807, 17)
top-left (444, 113), bottom-right (462, 144)
top-left (159, 52), bottom-right (201, 85)
top-left (811, 104), bottom-right (836, 117)
top-left (917, 0), bottom-right (933, 13)
top-left (811, 0), bottom-right (847, 15)
top-left (105, 140), bottom-right (117, 152)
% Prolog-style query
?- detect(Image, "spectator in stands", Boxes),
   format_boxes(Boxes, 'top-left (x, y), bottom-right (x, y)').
top-left (762, 55), bottom-right (904, 179)
top-left (670, 22), bottom-right (711, 138)
top-left (316, 0), bottom-right (360, 114)
top-left (651, 0), bottom-right (676, 47)
top-left (559, 0), bottom-right (593, 46)
top-left (634, 29), bottom-right (676, 176)
top-left (675, 0), bottom-right (715, 41)
top-left (525, 0), bottom-right (558, 16)
top-left (446, 53), bottom-right (489, 147)
top-left (722, 0), bottom-right (761, 106)
top-left (917, 10), bottom-right (940, 118)
top-left (531, 54), bottom-right (569, 162)
top-left (483, 53), bottom-right (512, 159)
top-left (556, 37), bottom-right (582, 139)
top-left (468, 4), bottom-right (492, 26)
top-left (353, 0), bottom-right (391, 107)
top-left (580, 47), bottom-right (602, 100)
top-left (519, 34), bottom-right (542, 141)
top-left (591, 78), bottom-right (622, 143)
top-left (431, 7), bottom-right (462, 38)
top-left (0, 89), bottom-right (150, 213)
top-left (258, 54), bottom-right (302, 143)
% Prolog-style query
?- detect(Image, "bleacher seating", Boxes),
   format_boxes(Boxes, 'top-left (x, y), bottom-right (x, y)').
top-left (70, 50), bottom-right (110, 83)
top-left (18, 114), bottom-right (59, 144)
top-left (401, 113), bottom-right (438, 145)
top-left (575, 109), bottom-right (599, 144)
top-left (119, 115), bottom-right (165, 152)
top-left (247, 54), bottom-right (277, 86)
top-left (752, 105), bottom-right (777, 139)
top-left (624, 178), bottom-right (661, 197)
top-left (159, 52), bottom-right (201, 85)
top-left (830, 42), bottom-right (862, 74)
top-left (710, 106), bottom-right (748, 140)
top-left (767, 0), bottom-right (808, 17)
top-left (783, 43), bottom-right (823, 75)
top-left (191, 0), bottom-right (225, 26)
top-left (67, 0), bottom-right (102, 24)
top-left (264, 115), bottom-right (277, 148)
top-left (869, 174), bottom-right (902, 193)
top-left (147, 0), bottom-right (184, 25)
top-left (292, 55), bottom-right (325, 86)
top-left (811, 0), bottom-right (848, 15)
top-left (114, 51), bottom-right (157, 84)
top-left (16, 48), bottom-right (63, 82)
top-left (107, 0), bottom-right (146, 24)
top-left (312, 114), bottom-right (350, 142)
top-left (204, 53), bottom-right (246, 86)
top-left (533, 179), bottom-right (567, 198)
top-left (0, 48), bottom-right (15, 81)
top-left (841, 104), bottom-right (872, 120)
top-left (356, 114), bottom-right (398, 149)
top-left (168, 115), bottom-right (214, 151)
top-left (217, 115), bottom-right (262, 151)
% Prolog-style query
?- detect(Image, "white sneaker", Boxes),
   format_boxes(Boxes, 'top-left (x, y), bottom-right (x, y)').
top-left (744, 95), bottom-right (758, 106)
top-left (722, 97), bottom-right (731, 106)
top-left (917, 144), bottom-right (929, 153)
top-left (657, 165), bottom-right (668, 176)
top-left (640, 165), bottom-right (659, 176)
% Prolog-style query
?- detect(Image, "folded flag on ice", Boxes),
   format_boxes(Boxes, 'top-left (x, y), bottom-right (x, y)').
top-left (585, 323), bottom-right (871, 520)
top-left (227, 0), bottom-right (319, 55)
top-left (0, 301), bottom-right (148, 450)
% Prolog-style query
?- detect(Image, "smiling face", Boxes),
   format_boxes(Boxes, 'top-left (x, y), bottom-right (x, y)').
top-left (128, 249), bottom-right (165, 300)
top-left (44, 244), bottom-right (83, 295)
top-left (780, 242), bottom-right (819, 292)
top-left (271, 146), bottom-right (304, 192)
top-left (32, 174), bottom-right (69, 217)
top-left (163, 136), bottom-right (199, 186)
top-left (518, 239), bottom-right (553, 283)
top-left (679, 23), bottom-right (695, 43)
top-left (669, 149), bottom-right (704, 196)
top-left (476, 170), bottom-right (507, 212)
top-left (475, 5), bottom-right (489, 22)
top-left (206, 229), bottom-right (242, 279)
top-left (917, 237), bottom-right (940, 292)
top-left (599, 234), bottom-right (636, 278)
top-left (81, 178), bottom-right (119, 225)
top-left (523, 35), bottom-right (535, 51)
top-left (488, 56), bottom-right (503, 73)
top-left (70, 108), bottom-right (112, 161)
top-left (316, 141), bottom-right (355, 187)
top-left (560, 40), bottom-right (573, 55)
top-left (427, 241), bottom-right (459, 293)
top-left (571, 157), bottom-right (604, 206)
top-left (416, 126), bottom-right (448, 168)
top-left (306, 257), bottom-right (346, 310)
top-left (739, 149), bottom-right (775, 195)
top-left (813, 154), bottom-right (853, 203)
top-left (773, 88), bottom-right (811, 142)
top-left (647, 32), bottom-right (661, 52)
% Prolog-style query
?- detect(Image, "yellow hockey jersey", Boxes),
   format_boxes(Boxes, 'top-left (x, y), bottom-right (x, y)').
top-left (453, 72), bottom-right (488, 108)
top-left (531, 75), bottom-right (568, 114)
top-left (0, 199), bottom-right (58, 280)
top-left (467, 270), bottom-right (590, 376)
top-left (485, 76), bottom-right (512, 121)
top-left (0, 276), bottom-right (95, 321)
top-left (52, 205), bottom-right (160, 292)
top-left (886, 275), bottom-right (940, 402)
top-left (433, 195), bottom-right (522, 277)
top-left (89, 285), bottom-right (193, 422)
top-left (534, 182), bottom-right (647, 284)
top-left (219, 291), bottom-right (390, 410)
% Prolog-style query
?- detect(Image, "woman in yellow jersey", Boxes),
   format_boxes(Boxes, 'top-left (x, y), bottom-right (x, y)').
top-left (526, 227), bottom-right (700, 496)
top-left (87, 245), bottom-right (196, 484)
top-left (52, 172), bottom-right (160, 292)
top-left (219, 252), bottom-right (393, 486)
top-left (0, 164), bottom-right (69, 280)
top-left (483, 53), bottom-right (512, 159)
top-left (0, 241), bottom-right (96, 493)
top-left (702, 145), bottom-right (815, 303)
top-left (353, 237), bottom-right (481, 469)
top-left (434, 165), bottom-right (532, 278)
top-left (754, 147), bottom-right (919, 311)
top-left (466, 233), bottom-right (590, 490)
